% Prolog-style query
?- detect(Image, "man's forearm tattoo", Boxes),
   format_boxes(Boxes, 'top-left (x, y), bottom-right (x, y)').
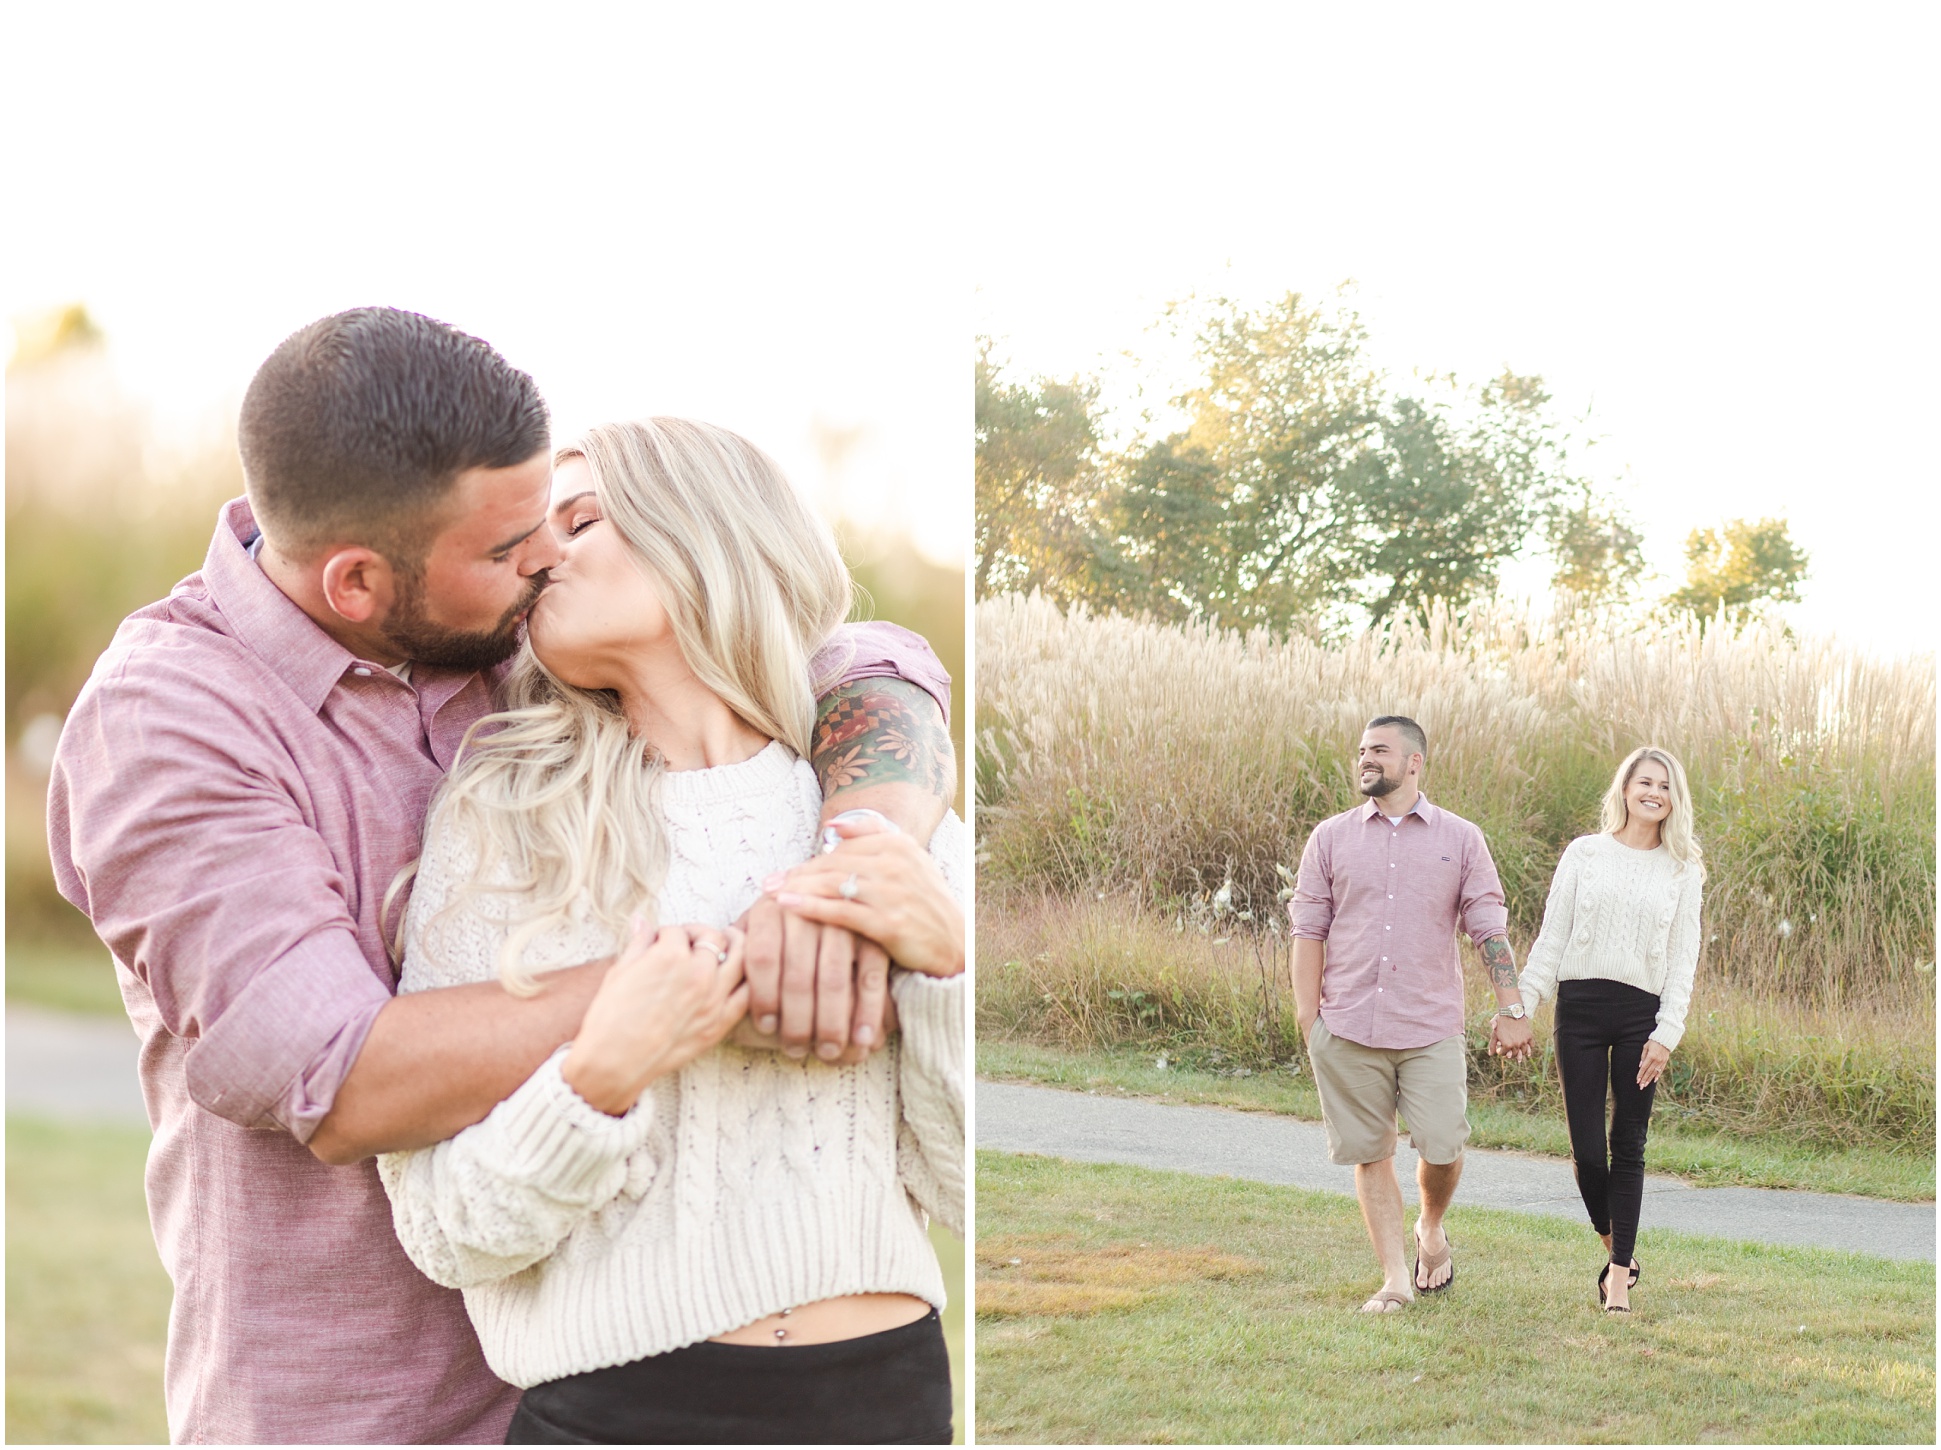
top-left (1481, 934), bottom-right (1519, 992)
top-left (812, 679), bottom-right (954, 803)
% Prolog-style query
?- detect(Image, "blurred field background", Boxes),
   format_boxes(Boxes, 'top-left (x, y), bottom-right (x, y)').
top-left (975, 593), bottom-right (1935, 1171)
top-left (5, 310), bottom-right (967, 1443)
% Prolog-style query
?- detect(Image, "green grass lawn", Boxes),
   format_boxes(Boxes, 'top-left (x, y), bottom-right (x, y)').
top-left (5, 1113), bottom-right (966, 1445)
top-left (978, 1040), bottom-right (1937, 1203)
top-left (6, 942), bottom-right (126, 1017)
top-left (975, 1150), bottom-right (1935, 1445)
top-left (6, 1117), bottom-right (172, 1445)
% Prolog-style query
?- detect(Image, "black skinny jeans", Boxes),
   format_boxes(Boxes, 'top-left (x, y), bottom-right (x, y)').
top-left (1554, 978), bottom-right (1662, 1268)
top-left (504, 1309), bottom-right (954, 1444)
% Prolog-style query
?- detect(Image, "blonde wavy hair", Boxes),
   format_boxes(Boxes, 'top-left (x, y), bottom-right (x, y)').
top-left (1599, 745), bottom-right (1705, 880)
top-left (392, 418), bottom-right (853, 992)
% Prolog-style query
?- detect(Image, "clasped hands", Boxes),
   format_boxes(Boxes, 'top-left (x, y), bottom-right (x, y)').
top-left (562, 815), bottom-right (960, 1116)
top-left (1487, 1012), bottom-right (1535, 1060)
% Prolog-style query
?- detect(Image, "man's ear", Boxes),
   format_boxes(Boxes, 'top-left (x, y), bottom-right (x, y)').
top-left (319, 548), bottom-right (398, 625)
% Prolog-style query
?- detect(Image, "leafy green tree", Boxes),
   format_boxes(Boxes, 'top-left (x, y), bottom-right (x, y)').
top-left (1111, 293), bottom-right (1380, 625)
top-left (1667, 517), bottom-right (1810, 626)
top-left (978, 293), bottom-right (1647, 634)
top-left (1547, 478), bottom-right (1647, 603)
top-left (1345, 372), bottom-right (1573, 622)
top-left (974, 342), bottom-right (1114, 601)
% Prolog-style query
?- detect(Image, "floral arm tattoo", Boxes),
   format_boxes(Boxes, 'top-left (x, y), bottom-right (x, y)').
top-left (1481, 934), bottom-right (1519, 992)
top-left (811, 678), bottom-right (955, 806)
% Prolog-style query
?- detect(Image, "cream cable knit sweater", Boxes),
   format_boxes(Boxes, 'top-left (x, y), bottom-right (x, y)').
top-left (1517, 832), bottom-right (1703, 1050)
top-left (377, 741), bottom-right (965, 1390)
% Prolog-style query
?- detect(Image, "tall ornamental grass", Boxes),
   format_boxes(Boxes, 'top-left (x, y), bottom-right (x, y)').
top-left (977, 592), bottom-right (1935, 1012)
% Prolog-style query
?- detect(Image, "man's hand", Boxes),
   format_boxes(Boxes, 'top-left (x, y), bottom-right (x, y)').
top-left (739, 896), bottom-right (894, 1063)
top-left (1291, 938), bottom-right (1324, 1043)
top-left (1488, 1014), bottom-right (1535, 1060)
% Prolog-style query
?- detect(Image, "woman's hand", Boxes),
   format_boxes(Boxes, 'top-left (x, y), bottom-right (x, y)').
top-left (766, 818), bottom-right (964, 978)
top-left (1637, 1040), bottom-right (1671, 1089)
top-left (561, 921), bottom-right (748, 1116)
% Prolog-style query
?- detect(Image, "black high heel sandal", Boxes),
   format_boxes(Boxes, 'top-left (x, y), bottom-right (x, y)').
top-left (1598, 1263), bottom-right (1632, 1314)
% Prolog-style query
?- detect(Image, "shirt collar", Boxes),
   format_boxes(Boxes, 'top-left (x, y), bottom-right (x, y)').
top-left (1360, 792), bottom-right (1435, 824)
top-left (204, 497), bottom-right (492, 716)
top-left (201, 498), bottom-right (367, 712)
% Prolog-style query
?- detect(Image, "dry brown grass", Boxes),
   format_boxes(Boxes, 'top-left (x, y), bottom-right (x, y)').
top-left (976, 1234), bottom-right (1263, 1319)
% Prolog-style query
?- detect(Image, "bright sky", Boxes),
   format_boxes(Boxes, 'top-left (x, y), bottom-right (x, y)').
top-left (6, 8), bottom-right (1934, 649)
top-left (3, 5), bottom-right (968, 566)
top-left (972, 6), bottom-right (1936, 654)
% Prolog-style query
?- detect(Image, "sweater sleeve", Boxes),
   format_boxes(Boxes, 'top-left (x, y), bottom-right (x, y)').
top-left (1519, 840), bottom-right (1581, 1015)
top-left (377, 1050), bottom-right (656, 1289)
top-left (891, 972), bottom-right (965, 1237)
top-left (890, 810), bottom-right (966, 1237)
top-left (1650, 867), bottom-right (1703, 1051)
top-left (379, 813), bottom-right (653, 1291)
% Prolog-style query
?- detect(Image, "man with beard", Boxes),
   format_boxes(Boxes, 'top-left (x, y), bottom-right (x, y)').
top-left (45, 308), bottom-right (956, 1442)
top-left (1288, 715), bottom-right (1534, 1314)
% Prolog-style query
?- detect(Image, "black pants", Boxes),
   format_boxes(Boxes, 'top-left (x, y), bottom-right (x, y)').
top-left (504, 1309), bottom-right (953, 1444)
top-left (1555, 979), bottom-right (1661, 1268)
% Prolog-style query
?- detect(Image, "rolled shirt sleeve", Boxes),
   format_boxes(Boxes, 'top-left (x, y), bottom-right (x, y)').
top-left (1287, 826), bottom-right (1335, 940)
top-left (48, 657), bottom-right (390, 1142)
top-left (812, 621), bottom-right (952, 726)
top-left (1456, 825), bottom-right (1511, 946)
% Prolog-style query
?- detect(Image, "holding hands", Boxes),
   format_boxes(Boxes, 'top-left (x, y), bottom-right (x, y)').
top-left (562, 920), bottom-right (748, 1116)
top-left (1488, 1012), bottom-right (1536, 1061)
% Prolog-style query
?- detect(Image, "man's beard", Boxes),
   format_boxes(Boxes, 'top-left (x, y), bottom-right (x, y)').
top-left (1358, 765), bottom-right (1401, 799)
top-left (380, 570), bottom-right (546, 673)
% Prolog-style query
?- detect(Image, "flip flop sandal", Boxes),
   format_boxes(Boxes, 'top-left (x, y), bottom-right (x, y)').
top-left (1359, 1288), bottom-right (1412, 1314)
top-left (1413, 1234), bottom-right (1454, 1294)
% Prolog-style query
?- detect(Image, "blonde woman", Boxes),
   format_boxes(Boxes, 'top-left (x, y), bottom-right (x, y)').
top-left (1516, 746), bottom-right (1703, 1315)
top-left (377, 419), bottom-right (965, 1443)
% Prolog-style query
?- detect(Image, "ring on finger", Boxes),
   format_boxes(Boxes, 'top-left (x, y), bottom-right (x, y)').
top-left (839, 872), bottom-right (862, 901)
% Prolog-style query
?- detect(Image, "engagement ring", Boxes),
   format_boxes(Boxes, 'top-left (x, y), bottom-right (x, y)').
top-left (839, 872), bottom-right (861, 900)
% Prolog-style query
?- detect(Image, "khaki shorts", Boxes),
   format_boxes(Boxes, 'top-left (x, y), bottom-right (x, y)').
top-left (1306, 1018), bottom-right (1470, 1166)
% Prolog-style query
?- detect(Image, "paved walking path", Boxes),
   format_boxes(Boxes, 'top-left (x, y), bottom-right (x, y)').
top-left (977, 1078), bottom-right (1936, 1263)
top-left (14, 1008), bottom-right (1933, 1264)
top-left (8, 1003), bottom-right (148, 1125)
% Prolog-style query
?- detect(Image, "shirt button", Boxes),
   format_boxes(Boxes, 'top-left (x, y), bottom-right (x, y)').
top-left (1388, 894), bottom-right (1394, 899)
top-left (353, 667), bottom-right (373, 677)
top-left (1377, 986), bottom-right (1383, 992)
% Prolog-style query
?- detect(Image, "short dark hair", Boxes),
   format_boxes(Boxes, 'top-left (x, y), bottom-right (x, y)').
top-left (238, 308), bottom-right (550, 563)
top-left (1366, 714), bottom-right (1428, 758)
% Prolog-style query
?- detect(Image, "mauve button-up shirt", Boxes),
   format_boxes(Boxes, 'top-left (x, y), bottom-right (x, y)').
top-left (1288, 795), bottom-right (1509, 1050)
top-left (45, 497), bottom-right (952, 1447)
